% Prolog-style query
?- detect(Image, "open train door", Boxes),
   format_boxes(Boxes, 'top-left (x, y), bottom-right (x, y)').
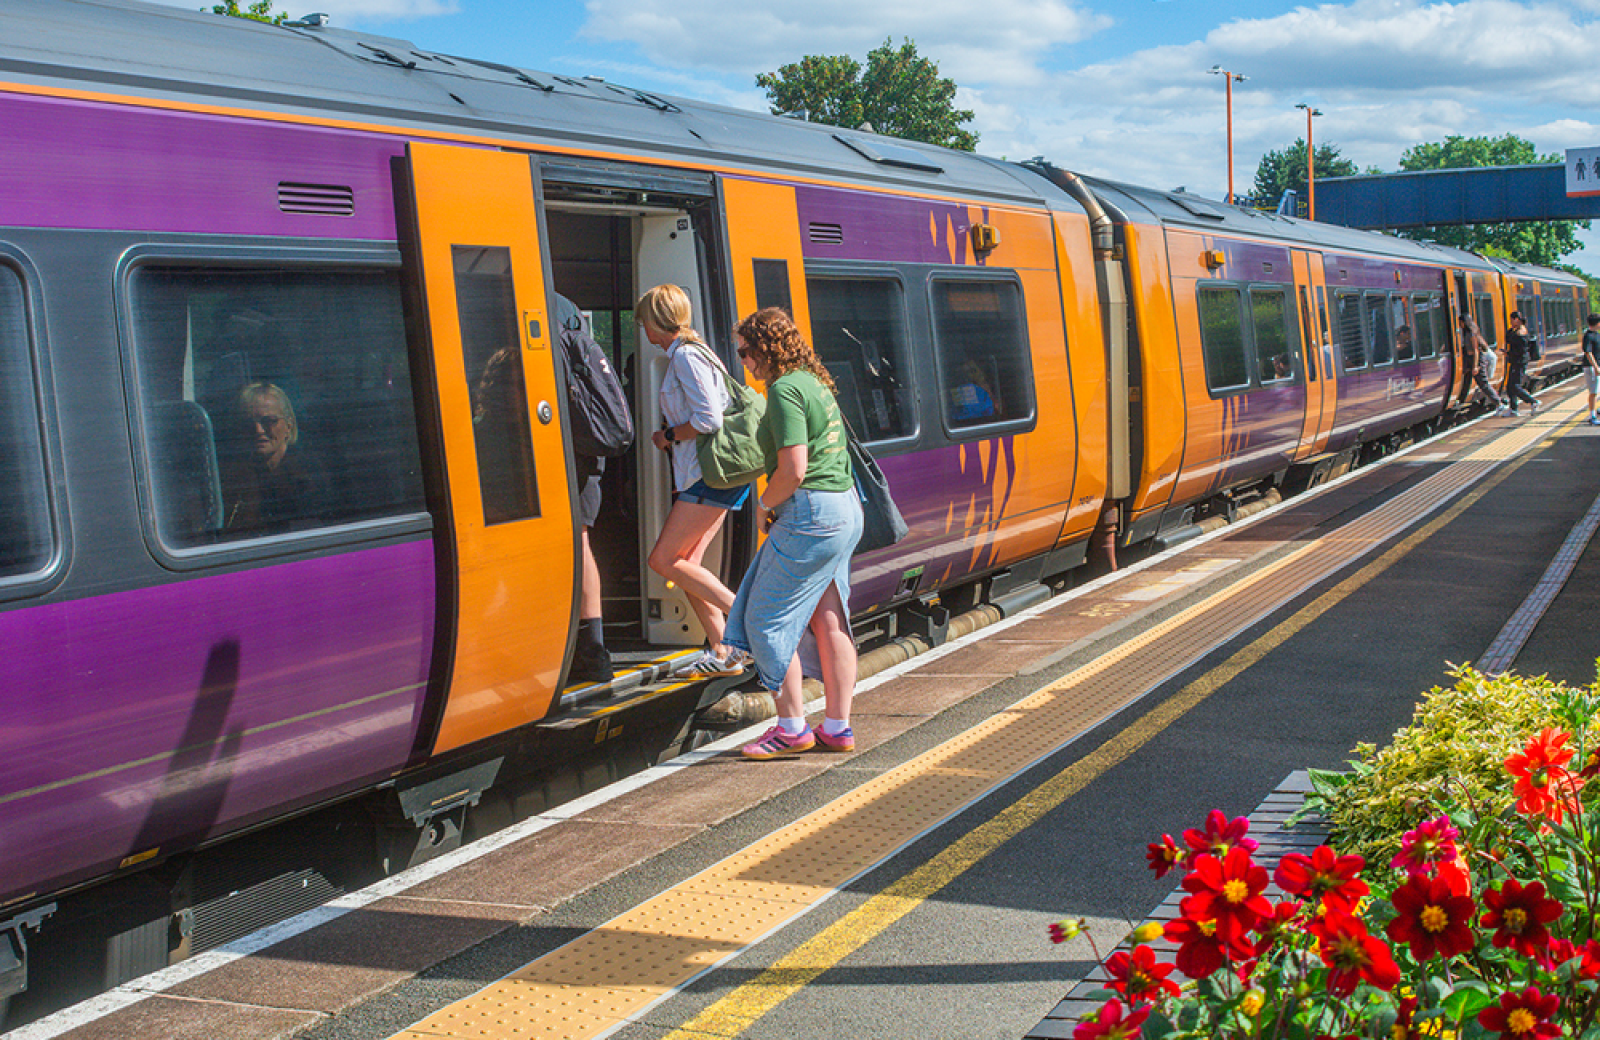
top-left (399, 142), bottom-right (577, 755)
top-left (1291, 249), bottom-right (1336, 456)
top-left (1446, 271), bottom-right (1473, 405)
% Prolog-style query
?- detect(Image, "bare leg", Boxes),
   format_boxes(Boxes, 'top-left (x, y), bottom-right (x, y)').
top-left (579, 528), bottom-right (602, 619)
top-left (772, 654), bottom-right (805, 719)
top-left (648, 501), bottom-right (736, 649)
top-left (809, 582), bottom-right (856, 724)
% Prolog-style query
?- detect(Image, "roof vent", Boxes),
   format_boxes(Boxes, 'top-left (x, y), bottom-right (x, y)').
top-left (808, 222), bottom-right (844, 245)
top-left (278, 182), bottom-right (354, 217)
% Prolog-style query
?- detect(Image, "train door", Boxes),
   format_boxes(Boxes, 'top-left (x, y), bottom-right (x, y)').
top-left (1447, 272), bottom-right (1471, 405)
top-left (719, 176), bottom-right (813, 335)
top-left (399, 142), bottom-right (577, 754)
top-left (1291, 250), bottom-right (1335, 455)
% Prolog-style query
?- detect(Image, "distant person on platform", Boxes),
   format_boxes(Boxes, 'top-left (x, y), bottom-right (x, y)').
top-left (1584, 313), bottom-right (1600, 426)
top-left (1503, 310), bottom-right (1540, 418)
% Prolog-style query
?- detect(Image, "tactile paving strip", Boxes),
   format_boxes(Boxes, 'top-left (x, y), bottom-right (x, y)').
top-left (388, 400), bottom-right (1572, 1040)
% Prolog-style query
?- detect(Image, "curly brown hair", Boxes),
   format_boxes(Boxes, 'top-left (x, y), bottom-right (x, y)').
top-left (735, 308), bottom-right (835, 393)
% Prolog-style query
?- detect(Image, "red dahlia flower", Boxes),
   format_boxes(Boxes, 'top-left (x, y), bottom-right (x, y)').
top-left (1273, 844), bottom-right (1370, 913)
top-left (1476, 986), bottom-right (1561, 1040)
top-left (1146, 833), bottom-right (1185, 879)
top-left (1390, 815), bottom-right (1461, 877)
top-left (1307, 912), bottom-right (1400, 996)
top-left (1536, 937), bottom-right (1600, 980)
top-left (1506, 728), bottom-right (1586, 824)
top-left (1385, 873), bottom-right (1476, 961)
top-left (1181, 847), bottom-right (1272, 939)
top-left (1165, 909), bottom-right (1252, 979)
top-left (1251, 899), bottom-right (1305, 957)
top-left (1480, 877), bottom-right (1563, 958)
top-left (1073, 997), bottom-right (1150, 1040)
top-left (1104, 944), bottom-right (1179, 1002)
top-left (1182, 809), bottom-right (1259, 857)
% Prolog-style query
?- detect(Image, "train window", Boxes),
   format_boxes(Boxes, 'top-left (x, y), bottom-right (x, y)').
top-left (453, 247), bottom-right (539, 524)
top-left (0, 264), bottom-right (53, 581)
top-left (754, 260), bottom-right (793, 315)
top-left (1250, 288), bottom-right (1295, 384)
top-left (930, 277), bottom-right (1035, 431)
top-left (1364, 294), bottom-right (1392, 366)
top-left (1197, 286), bottom-right (1249, 392)
top-left (1336, 291), bottom-right (1366, 370)
top-left (807, 274), bottom-right (916, 443)
top-left (128, 264), bottom-right (426, 550)
top-left (1474, 295), bottom-right (1498, 347)
top-left (1297, 287), bottom-right (1317, 382)
top-left (1391, 295), bottom-right (1415, 362)
top-left (1412, 294), bottom-right (1441, 358)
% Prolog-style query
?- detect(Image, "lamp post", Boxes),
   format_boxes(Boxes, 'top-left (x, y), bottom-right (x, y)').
top-left (1296, 103), bottom-right (1323, 220)
top-left (1208, 65), bottom-right (1247, 204)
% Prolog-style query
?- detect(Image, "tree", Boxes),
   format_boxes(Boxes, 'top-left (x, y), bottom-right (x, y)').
top-left (1248, 140), bottom-right (1357, 213)
top-left (756, 39), bottom-right (978, 152)
top-left (210, 0), bottom-right (286, 24)
top-left (1393, 133), bottom-right (1588, 267)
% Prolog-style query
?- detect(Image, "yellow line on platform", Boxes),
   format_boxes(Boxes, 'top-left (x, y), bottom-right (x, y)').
top-left (662, 434), bottom-right (1537, 1040)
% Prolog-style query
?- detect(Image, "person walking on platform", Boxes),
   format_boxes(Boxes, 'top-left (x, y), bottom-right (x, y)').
top-left (1503, 310), bottom-right (1540, 417)
top-left (1461, 314), bottom-right (1507, 416)
top-left (727, 308), bottom-right (864, 760)
top-left (1584, 314), bottom-right (1600, 425)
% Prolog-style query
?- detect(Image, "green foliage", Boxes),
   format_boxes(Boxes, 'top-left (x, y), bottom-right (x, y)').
top-left (1248, 139), bottom-right (1358, 213)
top-left (1392, 134), bottom-right (1590, 267)
top-left (210, 0), bottom-right (286, 24)
top-left (1311, 665), bottom-right (1566, 865)
top-left (756, 38), bottom-right (978, 152)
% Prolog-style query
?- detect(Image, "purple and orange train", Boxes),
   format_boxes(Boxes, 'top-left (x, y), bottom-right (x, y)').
top-left (0, 0), bottom-right (1585, 1003)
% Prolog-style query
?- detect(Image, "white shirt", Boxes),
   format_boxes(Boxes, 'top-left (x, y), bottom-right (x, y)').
top-left (658, 337), bottom-right (731, 491)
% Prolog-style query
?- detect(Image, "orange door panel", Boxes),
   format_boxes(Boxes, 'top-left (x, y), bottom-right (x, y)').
top-left (1292, 249), bottom-right (1336, 455)
top-left (721, 176), bottom-right (812, 337)
top-left (402, 142), bottom-right (577, 754)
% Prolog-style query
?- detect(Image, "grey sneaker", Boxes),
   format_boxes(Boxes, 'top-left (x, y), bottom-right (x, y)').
top-left (672, 648), bottom-right (750, 679)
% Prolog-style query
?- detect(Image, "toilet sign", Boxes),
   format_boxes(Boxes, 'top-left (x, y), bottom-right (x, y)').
top-left (1567, 148), bottom-right (1600, 197)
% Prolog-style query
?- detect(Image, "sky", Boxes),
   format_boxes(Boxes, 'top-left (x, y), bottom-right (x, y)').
top-left (152, 0), bottom-right (1600, 273)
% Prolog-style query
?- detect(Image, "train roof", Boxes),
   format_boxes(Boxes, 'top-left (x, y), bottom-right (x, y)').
top-left (1486, 257), bottom-right (1588, 290)
top-left (4, 0), bottom-right (1076, 213)
top-left (1075, 173), bottom-right (1501, 272)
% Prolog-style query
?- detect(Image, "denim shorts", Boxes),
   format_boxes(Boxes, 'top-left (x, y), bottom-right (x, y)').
top-left (676, 479), bottom-right (751, 510)
top-left (724, 487), bottom-right (863, 692)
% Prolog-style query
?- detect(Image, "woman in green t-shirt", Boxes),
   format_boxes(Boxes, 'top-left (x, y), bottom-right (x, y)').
top-left (724, 308), bottom-right (864, 760)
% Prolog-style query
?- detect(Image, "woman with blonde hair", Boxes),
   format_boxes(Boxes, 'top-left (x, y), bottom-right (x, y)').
top-left (726, 307), bottom-right (863, 759)
top-left (637, 284), bottom-right (749, 678)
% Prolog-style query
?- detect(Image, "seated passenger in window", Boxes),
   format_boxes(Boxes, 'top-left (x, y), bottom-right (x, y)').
top-left (949, 359), bottom-right (998, 423)
top-left (222, 381), bottom-right (325, 534)
top-left (1272, 354), bottom-right (1292, 380)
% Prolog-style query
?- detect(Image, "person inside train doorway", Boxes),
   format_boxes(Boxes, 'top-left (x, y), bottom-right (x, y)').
top-left (637, 284), bottom-right (751, 679)
top-left (1503, 310), bottom-right (1540, 417)
top-left (1461, 313), bottom-right (1507, 416)
top-left (555, 293), bottom-right (619, 684)
top-left (1584, 313), bottom-right (1600, 426)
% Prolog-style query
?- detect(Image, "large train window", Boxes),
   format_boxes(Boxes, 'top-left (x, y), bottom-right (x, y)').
top-left (1250, 288), bottom-right (1296, 384)
top-left (0, 263), bottom-right (54, 582)
top-left (127, 263), bottom-right (426, 552)
top-left (1474, 295), bottom-right (1498, 347)
top-left (1197, 286), bottom-right (1249, 392)
top-left (930, 276), bottom-right (1034, 432)
top-left (1391, 296), bottom-right (1414, 362)
top-left (1364, 293), bottom-right (1393, 366)
top-left (807, 273), bottom-right (916, 444)
top-left (1335, 291), bottom-right (1366, 370)
top-left (1413, 294), bottom-right (1442, 358)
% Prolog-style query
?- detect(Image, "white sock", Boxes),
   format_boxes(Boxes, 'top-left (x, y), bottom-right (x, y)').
top-left (821, 717), bottom-right (850, 736)
top-left (778, 716), bottom-right (807, 736)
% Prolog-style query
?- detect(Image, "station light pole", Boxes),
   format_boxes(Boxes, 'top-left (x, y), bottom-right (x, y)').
top-left (1296, 103), bottom-right (1323, 220)
top-left (1208, 65), bottom-right (1247, 204)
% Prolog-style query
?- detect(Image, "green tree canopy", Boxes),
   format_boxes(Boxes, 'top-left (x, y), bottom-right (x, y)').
top-left (756, 39), bottom-right (978, 152)
top-left (1248, 139), bottom-right (1357, 214)
top-left (1394, 133), bottom-right (1588, 267)
top-left (210, 0), bottom-right (286, 24)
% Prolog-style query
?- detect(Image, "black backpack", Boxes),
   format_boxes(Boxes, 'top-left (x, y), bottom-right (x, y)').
top-left (558, 317), bottom-right (633, 458)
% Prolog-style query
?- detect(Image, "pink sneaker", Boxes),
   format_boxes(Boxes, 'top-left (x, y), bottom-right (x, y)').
top-left (813, 726), bottom-right (855, 752)
top-left (741, 724), bottom-right (814, 760)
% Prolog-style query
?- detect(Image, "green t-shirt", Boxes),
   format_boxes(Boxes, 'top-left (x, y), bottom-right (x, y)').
top-left (760, 370), bottom-right (853, 492)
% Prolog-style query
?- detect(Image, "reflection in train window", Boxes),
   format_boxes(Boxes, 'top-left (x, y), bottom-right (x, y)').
top-left (931, 278), bottom-right (1034, 431)
top-left (1474, 295), bottom-right (1498, 348)
top-left (1391, 295), bottom-right (1414, 363)
top-left (1365, 293), bottom-right (1392, 366)
top-left (807, 275), bottom-right (916, 444)
top-left (128, 264), bottom-right (425, 550)
top-left (1250, 287), bottom-right (1295, 384)
top-left (1413, 294), bottom-right (1441, 359)
top-left (1336, 291), bottom-right (1366, 371)
top-left (0, 264), bottom-right (53, 580)
top-left (1198, 286), bottom-right (1248, 392)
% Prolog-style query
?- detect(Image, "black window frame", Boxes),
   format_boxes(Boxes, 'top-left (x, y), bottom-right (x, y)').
top-left (1249, 284), bottom-right (1299, 386)
top-left (1197, 284), bottom-right (1250, 394)
top-left (1335, 289), bottom-right (1367, 372)
top-left (803, 264), bottom-right (920, 449)
top-left (927, 270), bottom-right (1037, 439)
top-left (117, 244), bottom-right (431, 571)
top-left (0, 245), bottom-right (65, 600)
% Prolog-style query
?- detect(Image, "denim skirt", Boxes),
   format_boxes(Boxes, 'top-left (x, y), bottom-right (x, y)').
top-left (724, 487), bottom-right (863, 692)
